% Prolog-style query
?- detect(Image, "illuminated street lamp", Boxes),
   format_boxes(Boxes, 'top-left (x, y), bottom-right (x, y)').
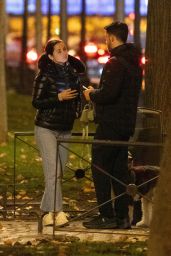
top-left (84, 43), bottom-right (98, 57)
top-left (26, 49), bottom-right (38, 63)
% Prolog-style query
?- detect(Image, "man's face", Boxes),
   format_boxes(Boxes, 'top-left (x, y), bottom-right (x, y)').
top-left (105, 32), bottom-right (113, 52)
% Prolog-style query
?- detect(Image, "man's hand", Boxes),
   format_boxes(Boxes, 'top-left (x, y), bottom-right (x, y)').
top-left (83, 86), bottom-right (95, 101)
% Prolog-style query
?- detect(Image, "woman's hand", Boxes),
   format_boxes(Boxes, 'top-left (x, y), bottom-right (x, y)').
top-left (58, 89), bottom-right (78, 101)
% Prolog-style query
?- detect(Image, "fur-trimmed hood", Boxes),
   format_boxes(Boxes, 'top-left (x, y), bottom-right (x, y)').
top-left (38, 53), bottom-right (86, 74)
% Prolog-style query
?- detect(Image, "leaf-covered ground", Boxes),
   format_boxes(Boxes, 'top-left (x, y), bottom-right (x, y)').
top-left (0, 239), bottom-right (147, 256)
top-left (0, 92), bottom-right (148, 255)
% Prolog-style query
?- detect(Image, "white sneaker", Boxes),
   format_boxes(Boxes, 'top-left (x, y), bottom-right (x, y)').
top-left (43, 212), bottom-right (54, 226)
top-left (55, 211), bottom-right (69, 227)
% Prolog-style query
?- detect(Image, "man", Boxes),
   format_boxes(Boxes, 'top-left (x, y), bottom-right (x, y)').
top-left (83, 21), bottom-right (142, 229)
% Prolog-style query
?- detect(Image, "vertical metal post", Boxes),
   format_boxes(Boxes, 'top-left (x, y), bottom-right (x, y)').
top-left (13, 133), bottom-right (17, 218)
top-left (53, 138), bottom-right (60, 237)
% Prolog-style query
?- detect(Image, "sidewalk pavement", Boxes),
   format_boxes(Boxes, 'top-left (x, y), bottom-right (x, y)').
top-left (0, 220), bottom-right (149, 245)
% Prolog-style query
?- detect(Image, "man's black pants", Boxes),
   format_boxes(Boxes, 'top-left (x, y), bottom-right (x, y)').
top-left (92, 123), bottom-right (131, 219)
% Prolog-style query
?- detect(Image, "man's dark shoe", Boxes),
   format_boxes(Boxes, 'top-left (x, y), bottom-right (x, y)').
top-left (83, 215), bottom-right (117, 229)
top-left (117, 217), bottom-right (131, 229)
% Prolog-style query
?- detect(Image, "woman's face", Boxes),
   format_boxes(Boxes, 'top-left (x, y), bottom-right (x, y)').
top-left (49, 41), bottom-right (68, 64)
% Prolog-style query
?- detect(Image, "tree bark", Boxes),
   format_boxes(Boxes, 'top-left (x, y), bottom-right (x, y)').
top-left (0, 0), bottom-right (8, 143)
top-left (148, 112), bottom-right (171, 255)
top-left (146, 1), bottom-right (171, 255)
top-left (144, 0), bottom-right (171, 133)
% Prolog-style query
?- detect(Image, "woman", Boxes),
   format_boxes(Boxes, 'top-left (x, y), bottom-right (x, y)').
top-left (32, 39), bottom-right (87, 226)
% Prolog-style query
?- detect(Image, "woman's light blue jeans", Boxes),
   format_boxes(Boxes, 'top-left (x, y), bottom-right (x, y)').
top-left (35, 126), bottom-right (71, 212)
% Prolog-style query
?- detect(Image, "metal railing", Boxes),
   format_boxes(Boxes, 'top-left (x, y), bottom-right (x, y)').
top-left (0, 131), bottom-right (163, 237)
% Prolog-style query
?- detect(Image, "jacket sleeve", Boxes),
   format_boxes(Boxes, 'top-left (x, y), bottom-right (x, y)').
top-left (32, 74), bottom-right (60, 109)
top-left (89, 58), bottom-right (125, 105)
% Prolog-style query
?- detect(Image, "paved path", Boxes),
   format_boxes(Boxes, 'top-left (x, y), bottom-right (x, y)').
top-left (0, 220), bottom-right (149, 245)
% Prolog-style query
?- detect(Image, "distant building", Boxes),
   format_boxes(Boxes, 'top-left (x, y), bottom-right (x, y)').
top-left (6, 0), bottom-right (148, 16)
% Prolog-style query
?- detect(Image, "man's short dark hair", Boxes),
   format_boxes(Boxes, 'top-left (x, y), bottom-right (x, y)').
top-left (104, 21), bottom-right (128, 43)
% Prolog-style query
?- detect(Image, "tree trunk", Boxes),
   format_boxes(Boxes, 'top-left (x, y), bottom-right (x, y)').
top-left (134, 0), bottom-right (141, 49)
top-left (19, 0), bottom-right (29, 94)
top-left (0, 0), bottom-right (8, 143)
top-left (115, 0), bottom-right (125, 22)
top-left (145, 1), bottom-right (171, 255)
top-left (35, 0), bottom-right (42, 58)
top-left (148, 112), bottom-right (171, 255)
top-left (144, 0), bottom-right (171, 133)
top-left (60, 0), bottom-right (68, 44)
top-left (79, 0), bottom-right (87, 63)
top-left (47, 0), bottom-right (52, 41)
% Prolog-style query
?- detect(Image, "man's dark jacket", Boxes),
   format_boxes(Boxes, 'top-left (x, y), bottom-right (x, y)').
top-left (90, 43), bottom-right (143, 137)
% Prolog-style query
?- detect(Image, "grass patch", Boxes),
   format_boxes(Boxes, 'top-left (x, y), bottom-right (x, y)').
top-left (68, 241), bottom-right (147, 256)
top-left (0, 91), bottom-right (96, 210)
top-left (0, 240), bottom-right (147, 256)
top-left (7, 90), bottom-right (36, 131)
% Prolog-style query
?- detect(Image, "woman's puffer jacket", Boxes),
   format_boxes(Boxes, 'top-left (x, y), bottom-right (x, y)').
top-left (32, 54), bottom-right (87, 131)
